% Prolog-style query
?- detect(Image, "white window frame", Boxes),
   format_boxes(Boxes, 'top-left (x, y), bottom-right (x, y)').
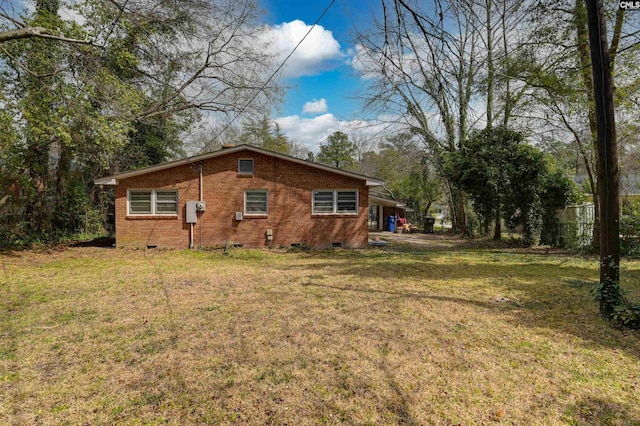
top-left (244, 189), bottom-right (268, 216)
top-left (238, 158), bottom-right (254, 174)
top-left (127, 189), bottom-right (178, 216)
top-left (312, 189), bottom-right (358, 215)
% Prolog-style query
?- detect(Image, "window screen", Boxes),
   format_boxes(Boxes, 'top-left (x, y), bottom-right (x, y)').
top-left (128, 190), bottom-right (177, 215)
top-left (245, 190), bottom-right (267, 214)
top-left (313, 191), bottom-right (335, 213)
top-left (239, 159), bottom-right (254, 174)
top-left (129, 190), bottom-right (152, 214)
top-left (155, 190), bottom-right (178, 214)
top-left (313, 190), bottom-right (358, 214)
top-left (336, 190), bottom-right (357, 213)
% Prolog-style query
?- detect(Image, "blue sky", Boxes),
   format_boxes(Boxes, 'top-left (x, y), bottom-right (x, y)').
top-left (258, 0), bottom-right (384, 149)
top-left (261, 0), bottom-right (371, 117)
top-left (12, 0), bottom-right (385, 151)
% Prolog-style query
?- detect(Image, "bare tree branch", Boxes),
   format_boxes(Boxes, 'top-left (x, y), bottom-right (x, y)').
top-left (0, 27), bottom-right (91, 44)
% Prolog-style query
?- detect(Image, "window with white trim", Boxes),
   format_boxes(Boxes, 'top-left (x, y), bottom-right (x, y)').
top-left (312, 190), bottom-right (358, 214)
top-left (245, 189), bottom-right (268, 215)
top-left (128, 189), bottom-right (178, 215)
top-left (238, 158), bottom-right (254, 174)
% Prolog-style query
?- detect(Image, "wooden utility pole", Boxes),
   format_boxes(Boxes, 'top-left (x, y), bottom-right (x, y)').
top-left (584, 0), bottom-right (620, 318)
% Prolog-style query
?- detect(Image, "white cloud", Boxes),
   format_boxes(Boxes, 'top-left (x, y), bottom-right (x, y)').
top-left (59, 6), bottom-right (86, 25)
top-left (302, 98), bottom-right (328, 115)
top-left (263, 20), bottom-right (344, 78)
top-left (275, 114), bottom-right (340, 150)
top-left (13, 1), bottom-right (85, 25)
top-left (351, 43), bottom-right (421, 82)
top-left (11, 0), bottom-right (33, 16)
top-left (274, 113), bottom-right (390, 152)
top-left (350, 44), bottom-right (379, 80)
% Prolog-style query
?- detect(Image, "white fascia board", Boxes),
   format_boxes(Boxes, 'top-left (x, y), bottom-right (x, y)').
top-left (369, 195), bottom-right (407, 208)
top-left (94, 177), bottom-right (117, 185)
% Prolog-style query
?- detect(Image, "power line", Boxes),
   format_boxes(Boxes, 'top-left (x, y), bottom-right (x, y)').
top-left (201, 0), bottom-right (338, 153)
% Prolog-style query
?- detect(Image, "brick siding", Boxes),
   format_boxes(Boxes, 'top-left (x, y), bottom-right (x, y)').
top-left (115, 150), bottom-right (370, 249)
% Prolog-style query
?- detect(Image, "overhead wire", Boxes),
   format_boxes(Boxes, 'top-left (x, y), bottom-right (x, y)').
top-left (200, 0), bottom-right (337, 152)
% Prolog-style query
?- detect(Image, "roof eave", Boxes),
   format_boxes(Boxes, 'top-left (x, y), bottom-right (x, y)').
top-left (93, 145), bottom-right (385, 187)
top-left (369, 194), bottom-right (407, 208)
top-left (95, 177), bottom-right (117, 185)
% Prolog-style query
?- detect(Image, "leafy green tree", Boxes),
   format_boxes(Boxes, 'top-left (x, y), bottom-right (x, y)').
top-left (358, 133), bottom-right (442, 227)
top-left (502, 143), bottom-right (547, 246)
top-left (0, 0), bottom-right (139, 240)
top-left (0, 0), bottom-right (281, 244)
top-left (354, 1), bottom-right (530, 233)
top-left (365, 134), bottom-right (421, 189)
top-left (239, 117), bottom-right (291, 154)
top-left (397, 162), bottom-right (442, 226)
top-left (450, 126), bottom-right (576, 245)
top-left (539, 166), bottom-right (583, 246)
top-left (13, 0), bottom-right (82, 237)
top-left (514, 0), bottom-right (639, 251)
top-left (117, 116), bottom-right (188, 172)
top-left (317, 131), bottom-right (357, 169)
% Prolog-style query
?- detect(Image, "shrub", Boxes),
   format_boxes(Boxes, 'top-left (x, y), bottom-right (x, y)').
top-left (621, 200), bottom-right (640, 257)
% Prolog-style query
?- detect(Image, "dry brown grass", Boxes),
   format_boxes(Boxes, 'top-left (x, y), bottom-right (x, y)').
top-left (1, 239), bottom-right (639, 425)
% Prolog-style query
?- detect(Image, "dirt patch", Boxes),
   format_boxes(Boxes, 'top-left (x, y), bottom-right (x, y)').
top-left (370, 231), bottom-right (467, 248)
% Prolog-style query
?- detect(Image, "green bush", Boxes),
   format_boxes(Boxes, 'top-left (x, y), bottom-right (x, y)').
top-left (621, 200), bottom-right (640, 257)
top-left (540, 168), bottom-right (583, 247)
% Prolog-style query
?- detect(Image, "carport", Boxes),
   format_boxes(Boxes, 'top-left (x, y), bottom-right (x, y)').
top-left (368, 195), bottom-right (409, 231)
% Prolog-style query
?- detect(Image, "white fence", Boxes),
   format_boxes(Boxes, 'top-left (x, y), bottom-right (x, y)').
top-left (556, 203), bottom-right (595, 248)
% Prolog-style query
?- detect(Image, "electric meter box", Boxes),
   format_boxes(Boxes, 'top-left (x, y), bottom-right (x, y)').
top-left (186, 201), bottom-right (198, 224)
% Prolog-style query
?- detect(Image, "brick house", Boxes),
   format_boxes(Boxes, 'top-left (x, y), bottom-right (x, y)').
top-left (95, 145), bottom-right (384, 249)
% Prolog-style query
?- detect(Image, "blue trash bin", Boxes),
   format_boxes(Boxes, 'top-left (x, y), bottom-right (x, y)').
top-left (387, 216), bottom-right (396, 233)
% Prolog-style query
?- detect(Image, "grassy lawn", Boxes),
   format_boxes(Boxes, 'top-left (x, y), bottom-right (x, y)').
top-left (1, 239), bottom-right (640, 425)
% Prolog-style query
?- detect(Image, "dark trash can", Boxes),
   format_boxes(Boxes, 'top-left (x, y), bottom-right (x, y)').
top-left (424, 217), bottom-right (435, 234)
top-left (386, 216), bottom-right (396, 233)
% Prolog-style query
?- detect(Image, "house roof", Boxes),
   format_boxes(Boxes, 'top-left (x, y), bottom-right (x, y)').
top-left (368, 187), bottom-right (411, 210)
top-left (369, 194), bottom-right (408, 209)
top-left (94, 144), bottom-right (385, 187)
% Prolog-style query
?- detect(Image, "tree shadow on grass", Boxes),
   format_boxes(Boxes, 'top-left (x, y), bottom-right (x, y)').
top-left (0, 237), bottom-right (115, 256)
top-left (0, 249), bottom-right (21, 258)
top-left (70, 236), bottom-right (115, 248)
top-left (564, 396), bottom-right (640, 425)
top-left (278, 244), bottom-right (640, 360)
top-left (368, 231), bottom-right (584, 255)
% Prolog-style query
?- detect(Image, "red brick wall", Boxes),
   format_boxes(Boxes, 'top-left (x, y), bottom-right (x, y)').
top-left (115, 150), bottom-right (370, 249)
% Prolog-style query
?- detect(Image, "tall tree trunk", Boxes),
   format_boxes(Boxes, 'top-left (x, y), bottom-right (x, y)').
top-left (449, 186), bottom-right (467, 235)
top-left (501, 0), bottom-right (512, 126)
top-left (575, 0), bottom-right (600, 251)
top-left (53, 143), bottom-right (72, 230)
top-left (585, 0), bottom-right (620, 319)
top-left (485, 0), bottom-right (494, 128)
top-left (24, 135), bottom-right (51, 236)
top-left (23, 0), bottom-right (61, 236)
top-left (493, 202), bottom-right (501, 240)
